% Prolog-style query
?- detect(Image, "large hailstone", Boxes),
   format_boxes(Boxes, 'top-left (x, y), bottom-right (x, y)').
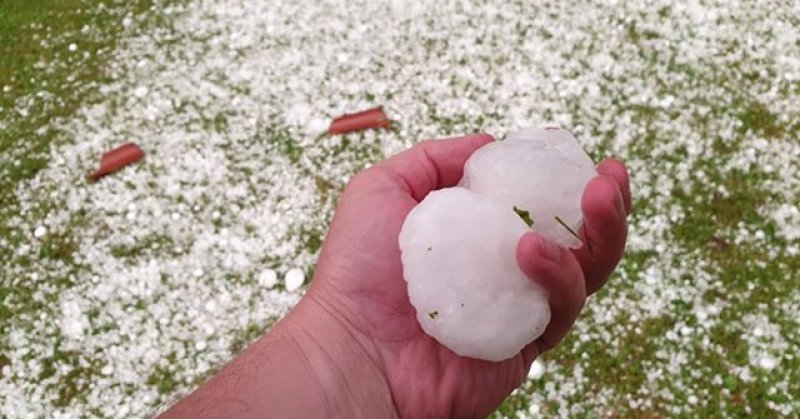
top-left (398, 188), bottom-right (550, 361)
top-left (461, 128), bottom-right (597, 248)
top-left (399, 127), bottom-right (596, 361)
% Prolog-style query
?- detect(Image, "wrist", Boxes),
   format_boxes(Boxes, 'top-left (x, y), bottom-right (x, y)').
top-left (275, 296), bottom-right (398, 418)
top-left (160, 294), bottom-right (397, 418)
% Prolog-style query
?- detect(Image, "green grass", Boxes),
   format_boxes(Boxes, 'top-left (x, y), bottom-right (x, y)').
top-left (0, 0), bottom-right (167, 409)
top-left (0, 0), bottom-right (159, 255)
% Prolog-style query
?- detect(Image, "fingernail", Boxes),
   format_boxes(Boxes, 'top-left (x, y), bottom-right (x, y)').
top-left (537, 236), bottom-right (562, 262)
top-left (614, 189), bottom-right (626, 217)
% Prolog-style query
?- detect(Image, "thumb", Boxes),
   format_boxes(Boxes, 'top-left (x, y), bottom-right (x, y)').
top-left (516, 232), bottom-right (586, 363)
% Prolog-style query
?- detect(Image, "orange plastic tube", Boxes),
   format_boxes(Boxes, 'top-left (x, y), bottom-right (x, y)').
top-left (328, 106), bottom-right (392, 135)
top-left (87, 143), bottom-right (145, 181)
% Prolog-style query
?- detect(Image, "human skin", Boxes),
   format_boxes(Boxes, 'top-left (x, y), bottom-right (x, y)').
top-left (160, 133), bottom-right (631, 419)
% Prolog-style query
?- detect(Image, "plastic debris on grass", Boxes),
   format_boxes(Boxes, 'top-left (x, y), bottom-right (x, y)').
top-left (87, 142), bottom-right (145, 181)
top-left (328, 107), bottom-right (392, 135)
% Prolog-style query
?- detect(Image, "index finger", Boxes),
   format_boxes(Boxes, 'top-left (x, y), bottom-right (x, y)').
top-left (376, 133), bottom-right (494, 201)
top-left (574, 175), bottom-right (628, 295)
top-left (597, 159), bottom-right (631, 214)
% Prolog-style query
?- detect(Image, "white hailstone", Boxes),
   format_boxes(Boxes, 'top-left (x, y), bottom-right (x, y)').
top-left (195, 340), bottom-right (207, 351)
top-left (204, 324), bottom-right (216, 336)
top-left (528, 358), bottom-right (546, 380)
top-left (204, 300), bottom-right (217, 313)
top-left (62, 319), bottom-right (84, 339)
top-left (399, 127), bottom-right (596, 361)
top-left (284, 268), bottom-right (305, 292)
top-left (258, 269), bottom-right (278, 288)
top-left (759, 356), bottom-right (778, 370)
top-left (117, 406), bottom-right (131, 418)
top-left (68, 43), bottom-right (78, 52)
top-left (33, 226), bottom-right (47, 238)
top-left (308, 117), bottom-right (328, 133)
top-left (134, 85), bottom-right (149, 98)
top-left (460, 127), bottom-right (597, 248)
top-left (399, 188), bottom-right (550, 361)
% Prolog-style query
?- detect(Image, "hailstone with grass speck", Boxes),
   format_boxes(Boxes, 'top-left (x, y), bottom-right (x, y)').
top-left (461, 127), bottom-right (597, 248)
top-left (399, 127), bottom-right (596, 361)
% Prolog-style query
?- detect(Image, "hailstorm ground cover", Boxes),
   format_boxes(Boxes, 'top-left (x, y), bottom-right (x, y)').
top-left (1, 0), bottom-right (798, 417)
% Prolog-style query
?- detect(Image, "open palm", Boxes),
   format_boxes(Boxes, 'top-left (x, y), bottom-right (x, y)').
top-left (306, 133), bottom-right (631, 418)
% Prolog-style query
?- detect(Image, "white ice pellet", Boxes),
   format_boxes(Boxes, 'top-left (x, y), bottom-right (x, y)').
top-left (528, 359), bottom-right (546, 380)
top-left (204, 300), bottom-right (217, 313)
top-left (284, 268), bottom-right (305, 292)
top-left (134, 86), bottom-right (148, 98)
top-left (33, 226), bottom-right (47, 238)
top-left (759, 356), bottom-right (778, 370)
top-left (258, 269), bottom-right (277, 288)
top-left (399, 127), bottom-right (596, 361)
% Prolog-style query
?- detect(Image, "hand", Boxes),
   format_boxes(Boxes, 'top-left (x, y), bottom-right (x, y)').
top-left (307, 133), bottom-right (631, 417)
top-left (161, 133), bottom-right (630, 419)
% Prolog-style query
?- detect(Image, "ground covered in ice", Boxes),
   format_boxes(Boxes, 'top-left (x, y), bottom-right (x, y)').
top-left (1, 0), bottom-right (798, 417)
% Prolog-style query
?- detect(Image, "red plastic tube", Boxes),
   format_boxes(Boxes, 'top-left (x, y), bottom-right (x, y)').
top-left (328, 106), bottom-right (392, 135)
top-left (87, 143), bottom-right (145, 181)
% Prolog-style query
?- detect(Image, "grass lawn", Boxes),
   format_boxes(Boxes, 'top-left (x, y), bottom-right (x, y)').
top-left (1, 0), bottom-right (799, 417)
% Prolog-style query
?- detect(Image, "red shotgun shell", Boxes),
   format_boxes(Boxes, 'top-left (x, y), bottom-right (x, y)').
top-left (87, 143), bottom-right (145, 181)
top-left (328, 106), bottom-right (392, 135)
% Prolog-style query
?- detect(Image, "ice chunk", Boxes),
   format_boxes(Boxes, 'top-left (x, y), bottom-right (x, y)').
top-left (399, 188), bottom-right (550, 361)
top-left (461, 127), bottom-right (596, 248)
top-left (528, 358), bottom-right (546, 379)
top-left (34, 226), bottom-right (47, 238)
top-left (258, 269), bottom-right (278, 288)
top-left (285, 268), bottom-right (305, 292)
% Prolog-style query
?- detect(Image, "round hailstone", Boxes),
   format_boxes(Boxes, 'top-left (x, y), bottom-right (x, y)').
top-left (258, 269), bottom-right (278, 289)
top-left (284, 268), bottom-right (305, 292)
top-left (399, 188), bottom-right (550, 361)
top-left (33, 226), bottom-right (47, 238)
top-left (460, 127), bottom-right (597, 248)
top-left (759, 355), bottom-right (778, 370)
top-left (134, 85), bottom-right (149, 98)
top-left (528, 358), bottom-right (546, 380)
